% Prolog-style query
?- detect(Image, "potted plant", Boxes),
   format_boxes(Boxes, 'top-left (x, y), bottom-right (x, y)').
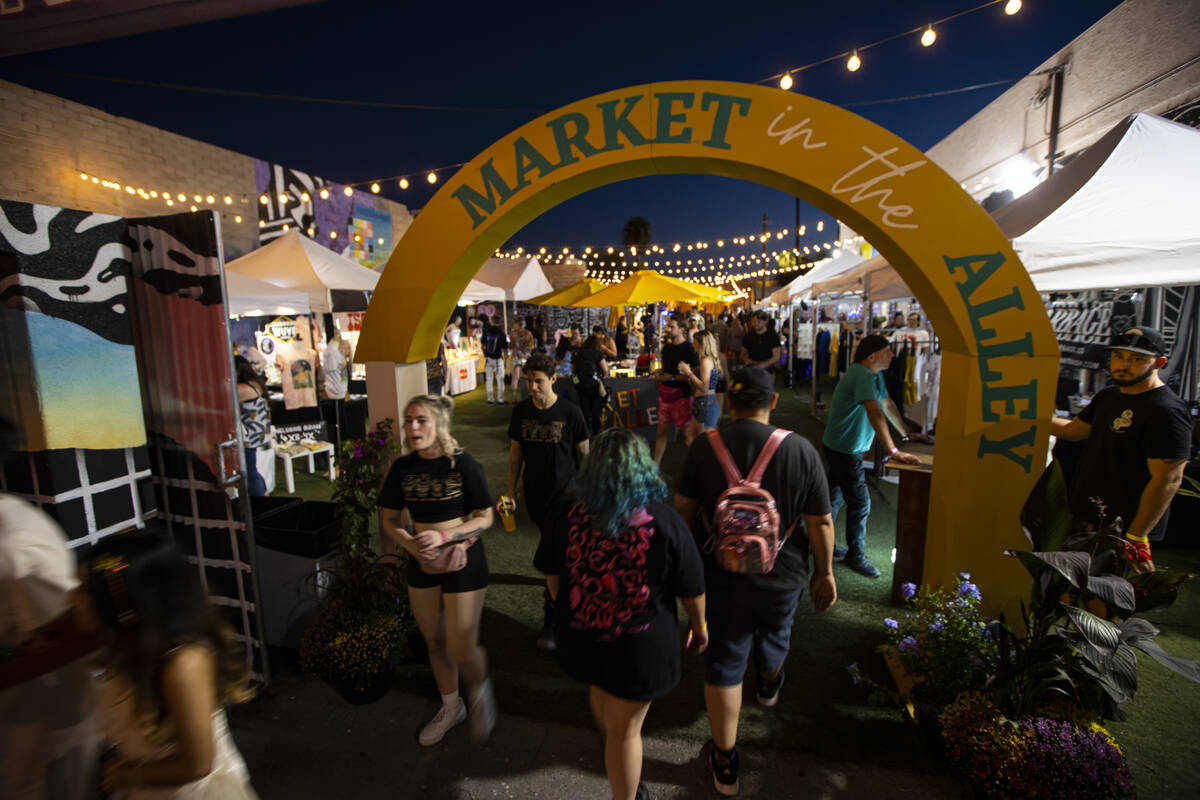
top-left (849, 462), bottom-right (1200, 798)
top-left (300, 420), bottom-right (413, 704)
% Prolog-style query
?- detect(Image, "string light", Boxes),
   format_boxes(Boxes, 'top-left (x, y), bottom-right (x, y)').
top-left (370, 182), bottom-right (380, 193)
top-left (224, 195), bottom-right (232, 204)
top-left (921, 25), bottom-right (936, 47)
top-left (343, 186), bottom-right (353, 196)
top-left (426, 172), bottom-right (438, 184)
top-left (259, 194), bottom-right (268, 204)
top-left (399, 178), bottom-right (409, 189)
top-left (847, 50), bottom-right (861, 72)
top-left (319, 188), bottom-right (329, 199)
top-left (779, 72), bottom-right (793, 91)
top-left (1004, 0), bottom-right (1021, 15)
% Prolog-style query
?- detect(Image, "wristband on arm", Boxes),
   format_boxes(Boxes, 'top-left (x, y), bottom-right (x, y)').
top-left (1119, 533), bottom-right (1152, 564)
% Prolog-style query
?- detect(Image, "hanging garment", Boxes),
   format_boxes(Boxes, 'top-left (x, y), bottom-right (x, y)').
top-left (828, 330), bottom-right (840, 378)
top-left (903, 349), bottom-right (918, 407)
top-left (277, 341), bottom-right (318, 410)
top-left (921, 352), bottom-right (942, 432)
top-left (816, 329), bottom-right (831, 377)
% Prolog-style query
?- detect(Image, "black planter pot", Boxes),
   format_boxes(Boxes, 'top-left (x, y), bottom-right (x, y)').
top-left (401, 630), bottom-right (429, 665)
top-left (334, 673), bottom-right (390, 705)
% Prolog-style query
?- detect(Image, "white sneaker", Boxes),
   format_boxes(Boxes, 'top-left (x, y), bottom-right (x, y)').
top-left (469, 680), bottom-right (497, 742)
top-left (418, 699), bottom-right (466, 746)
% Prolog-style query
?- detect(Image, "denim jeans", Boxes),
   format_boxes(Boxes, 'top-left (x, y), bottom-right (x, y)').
top-left (244, 446), bottom-right (267, 497)
top-left (823, 446), bottom-right (870, 560)
top-left (703, 575), bottom-right (805, 686)
top-left (485, 357), bottom-right (505, 402)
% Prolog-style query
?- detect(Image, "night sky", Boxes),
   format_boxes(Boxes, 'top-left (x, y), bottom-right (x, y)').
top-left (1, 0), bottom-right (1121, 253)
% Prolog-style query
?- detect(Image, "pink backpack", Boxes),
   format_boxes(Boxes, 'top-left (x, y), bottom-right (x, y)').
top-left (704, 428), bottom-right (795, 574)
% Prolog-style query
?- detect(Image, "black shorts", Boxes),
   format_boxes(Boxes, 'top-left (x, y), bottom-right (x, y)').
top-left (406, 539), bottom-right (489, 592)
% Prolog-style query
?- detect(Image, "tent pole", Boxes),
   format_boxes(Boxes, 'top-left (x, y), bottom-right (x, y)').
top-left (811, 298), bottom-right (820, 420)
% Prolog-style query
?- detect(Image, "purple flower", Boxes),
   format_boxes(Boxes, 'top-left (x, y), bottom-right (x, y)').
top-left (957, 571), bottom-right (971, 581)
top-left (884, 617), bottom-right (899, 630)
top-left (353, 443), bottom-right (364, 459)
top-left (957, 582), bottom-right (981, 601)
top-left (898, 636), bottom-right (918, 657)
top-left (927, 618), bottom-right (944, 633)
top-left (900, 582), bottom-right (917, 600)
top-left (847, 662), bottom-right (861, 685)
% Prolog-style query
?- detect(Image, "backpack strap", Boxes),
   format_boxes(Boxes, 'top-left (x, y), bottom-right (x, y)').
top-left (704, 429), bottom-right (743, 486)
top-left (744, 428), bottom-right (791, 488)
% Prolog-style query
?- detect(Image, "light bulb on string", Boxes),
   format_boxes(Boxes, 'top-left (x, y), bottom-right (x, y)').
top-left (399, 178), bottom-right (409, 189)
top-left (319, 188), bottom-right (330, 199)
top-left (1004, 0), bottom-right (1021, 15)
top-left (921, 25), bottom-right (936, 47)
top-left (343, 186), bottom-right (353, 197)
top-left (300, 192), bottom-right (309, 203)
top-left (259, 194), bottom-right (268, 204)
top-left (427, 172), bottom-right (437, 184)
top-left (370, 183), bottom-right (380, 194)
top-left (224, 196), bottom-right (232, 204)
top-left (779, 72), bottom-right (793, 91)
top-left (847, 50), bottom-right (861, 72)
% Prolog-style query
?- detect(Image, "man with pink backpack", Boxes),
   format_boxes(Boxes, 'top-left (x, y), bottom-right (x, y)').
top-left (674, 367), bottom-right (837, 796)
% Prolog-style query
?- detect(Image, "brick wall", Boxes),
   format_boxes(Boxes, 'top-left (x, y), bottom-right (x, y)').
top-left (0, 78), bottom-right (412, 261)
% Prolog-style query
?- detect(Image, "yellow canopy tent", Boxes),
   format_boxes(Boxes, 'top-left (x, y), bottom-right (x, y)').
top-left (526, 278), bottom-right (607, 306)
top-left (571, 270), bottom-right (723, 307)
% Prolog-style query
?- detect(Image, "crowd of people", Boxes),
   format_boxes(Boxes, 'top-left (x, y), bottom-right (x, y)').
top-left (3, 304), bottom-right (1187, 800)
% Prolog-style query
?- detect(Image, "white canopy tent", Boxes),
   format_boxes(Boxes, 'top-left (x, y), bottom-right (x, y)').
top-left (768, 251), bottom-right (862, 305)
top-left (223, 271), bottom-right (311, 317)
top-left (810, 113), bottom-right (1200, 300)
top-left (225, 230), bottom-right (379, 313)
top-left (457, 255), bottom-right (554, 330)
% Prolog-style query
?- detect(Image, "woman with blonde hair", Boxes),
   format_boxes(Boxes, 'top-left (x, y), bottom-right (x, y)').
top-left (378, 394), bottom-right (497, 746)
top-left (679, 328), bottom-right (721, 443)
top-left (535, 429), bottom-right (706, 800)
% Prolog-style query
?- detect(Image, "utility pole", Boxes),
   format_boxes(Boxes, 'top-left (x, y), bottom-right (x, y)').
top-left (761, 212), bottom-right (768, 302)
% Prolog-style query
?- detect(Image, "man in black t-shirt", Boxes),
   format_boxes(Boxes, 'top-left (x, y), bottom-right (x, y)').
top-left (480, 313), bottom-right (509, 405)
top-left (675, 367), bottom-right (836, 795)
top-left (653, 313), bottom-right (700, 465)
top-left (1053, 326), bottom-right (1191, 572)
top-left (505, 353), bottom-right (590, 650)
top-left (741, 311), bottom-right (781, 370)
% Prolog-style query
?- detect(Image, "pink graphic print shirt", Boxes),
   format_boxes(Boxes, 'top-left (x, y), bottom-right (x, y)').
top-left (565, 503), bottom-right (655, 640)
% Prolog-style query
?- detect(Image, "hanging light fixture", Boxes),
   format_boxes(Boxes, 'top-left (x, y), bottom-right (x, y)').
top-left (847, 49), bottom-right (861, 72)
top-left (399, 177), bottom-right (409, 189)
top-left (1004, 0), bottom-right (1022, 15)
top-left (921, 24), bottom-right (936, 47)
top-left (426, 171), bottom-right (438, 184)
top-left (779, 71), bottom-right (793, 91)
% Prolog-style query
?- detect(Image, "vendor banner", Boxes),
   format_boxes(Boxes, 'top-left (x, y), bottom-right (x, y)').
top-left (602, 377), bottom-right (659, 435)
top-left (1045, 292), bottom-right (1137, 371)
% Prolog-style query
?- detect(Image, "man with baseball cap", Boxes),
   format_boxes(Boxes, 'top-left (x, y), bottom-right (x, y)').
top-left (675, 367), bottom-right (836, 795)
top-left (1052, 326), bottom-right (1191, 572)
top-left (820, 334), bottom-right (923, 578)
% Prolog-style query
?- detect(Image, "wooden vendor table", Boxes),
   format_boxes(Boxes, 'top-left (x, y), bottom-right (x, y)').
top-left (883, 445), bottom-right (933, 606)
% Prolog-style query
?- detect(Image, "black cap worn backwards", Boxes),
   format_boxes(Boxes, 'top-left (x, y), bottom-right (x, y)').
top-left (854, 334), bottom-right (891, 363)
top-left (728, 367), bottom-right (775, 403)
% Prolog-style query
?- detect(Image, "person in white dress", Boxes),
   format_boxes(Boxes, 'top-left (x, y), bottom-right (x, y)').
top-left (83, 533), bottom-right (258, 799)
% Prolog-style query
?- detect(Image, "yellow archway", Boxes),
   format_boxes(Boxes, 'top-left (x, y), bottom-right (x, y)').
top-left (357, 80), bottom-right (1058, 612)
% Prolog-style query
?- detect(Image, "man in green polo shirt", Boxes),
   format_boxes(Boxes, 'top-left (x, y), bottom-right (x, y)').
top-left (821, 335), bottom-right (921, 577)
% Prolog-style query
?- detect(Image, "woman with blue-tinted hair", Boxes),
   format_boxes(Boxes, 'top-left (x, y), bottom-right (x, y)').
top-left (535, 429), bottom-right (706, 800)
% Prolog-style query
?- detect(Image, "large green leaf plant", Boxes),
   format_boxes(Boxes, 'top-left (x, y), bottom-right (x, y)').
top-left (992, 462), bottom-right (1200, 720)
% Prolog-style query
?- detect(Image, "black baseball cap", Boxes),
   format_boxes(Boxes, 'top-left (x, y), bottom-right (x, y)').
top-left (854, 334), bottom-right (891, 363)
top-left (1109, 326), bottom-right (1167, 358)
top-left (728, 367), bottom-right (775, 403)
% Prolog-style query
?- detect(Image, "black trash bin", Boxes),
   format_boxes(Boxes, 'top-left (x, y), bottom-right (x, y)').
top-left (253, 500), bottom-right (341, 558)
top-left (251, 500), bottom-right (342, 649)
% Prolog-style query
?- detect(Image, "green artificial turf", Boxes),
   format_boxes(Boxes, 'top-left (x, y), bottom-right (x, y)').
top-left (275, 377), bottom-right (1200, 796)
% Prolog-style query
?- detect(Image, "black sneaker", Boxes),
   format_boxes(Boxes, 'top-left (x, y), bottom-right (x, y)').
top-left (709, 740), bottom-right (740, 796)
top-left (845, 557), bottom-right (881, 578)
top-left (832, 545), bottom-right (848, 559)
top-left (635, 781), bottom-right (651, 800)
top-left (756, 667), bottom-right (785, 707)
